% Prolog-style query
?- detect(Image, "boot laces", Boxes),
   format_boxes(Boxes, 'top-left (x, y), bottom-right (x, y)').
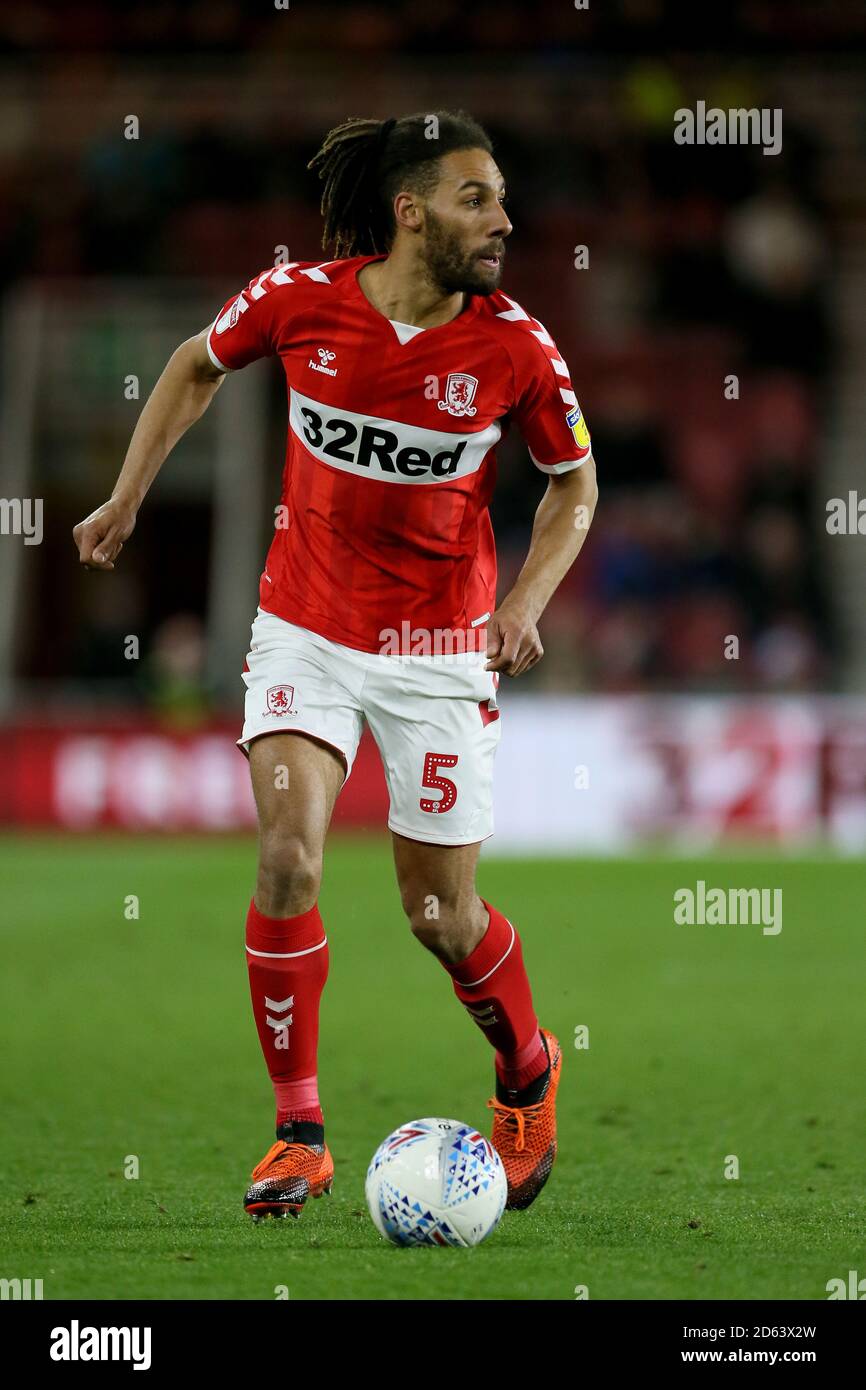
top-left (251, 1141), bottom-right (290, 1181)
top-left (486, 1096), bottom-right (545, 1153)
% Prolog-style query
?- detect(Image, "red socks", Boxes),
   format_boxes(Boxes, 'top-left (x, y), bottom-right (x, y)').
top-left (245, 896), bottom-right (543, 1126)
top-left (443, 899), bottom-right (547, 1091)
top-left (245, 899), bottom-right (329, 1128)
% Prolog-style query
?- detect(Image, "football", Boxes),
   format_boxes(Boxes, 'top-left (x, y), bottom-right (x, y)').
top-left (365, 1117), bottom-right (507, 1247)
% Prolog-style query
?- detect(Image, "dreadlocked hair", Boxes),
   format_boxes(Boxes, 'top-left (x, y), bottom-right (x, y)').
top-left (307, 110), bottom-right (493, 258)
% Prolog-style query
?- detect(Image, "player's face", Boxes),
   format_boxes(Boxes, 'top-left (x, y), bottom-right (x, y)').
top-left (420, 148), bottom-right (511, 296)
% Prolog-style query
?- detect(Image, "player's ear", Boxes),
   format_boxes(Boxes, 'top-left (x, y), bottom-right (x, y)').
top-left (393, 190), bottom-right (423, 234)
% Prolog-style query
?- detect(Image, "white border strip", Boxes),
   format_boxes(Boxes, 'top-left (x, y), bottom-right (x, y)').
top-left (531, 450), bottom-right (590, 475)
top-left (205, 324), bottom-right (232, 373)
top-left (455, 921), bottom-right (515, 987)
top-left (245, 937), bottom-right (328, 959)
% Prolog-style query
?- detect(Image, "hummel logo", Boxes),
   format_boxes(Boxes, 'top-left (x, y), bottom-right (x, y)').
top-left (464, 1002), bottom-right (499, 1028)
top-left (265, 995), bottom-right (294, 1051)
top-left (309, 346), bottom-right (337, 377)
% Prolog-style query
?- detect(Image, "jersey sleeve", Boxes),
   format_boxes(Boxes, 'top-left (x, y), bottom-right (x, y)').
top-left (205, 266), bottom-right (290, 372)
top-left (510, 320), bottom-right (593, 474)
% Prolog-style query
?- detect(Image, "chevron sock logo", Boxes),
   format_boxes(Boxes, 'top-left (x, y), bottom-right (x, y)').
top-left (265, 995), bottom-right (294, 1050)
top-left (464, 1001), bottom-right (499, 1028)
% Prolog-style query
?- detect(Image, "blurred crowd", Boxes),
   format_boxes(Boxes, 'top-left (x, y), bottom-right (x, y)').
top-left (1, 0), bottom-right (864, 56)
top-left (493, 112), bottom-right (837, 692)
top-left (0, 4), bottom-right (854, 703)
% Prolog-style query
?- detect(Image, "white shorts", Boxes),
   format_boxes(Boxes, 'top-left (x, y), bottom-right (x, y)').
top-left (239, 609), bottom-right (502, 845)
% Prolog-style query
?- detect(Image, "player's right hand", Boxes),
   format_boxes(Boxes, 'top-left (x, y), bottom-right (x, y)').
top-left (73, 498), bottom-right (137, 571)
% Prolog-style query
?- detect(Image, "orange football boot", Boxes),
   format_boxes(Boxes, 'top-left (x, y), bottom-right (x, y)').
top-left (244, 1121), bottom-right (334, 1221)
top-left (487, 1028), bottom-right (562, 1210)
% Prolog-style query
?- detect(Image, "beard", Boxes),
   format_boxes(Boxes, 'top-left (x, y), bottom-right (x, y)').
top-left (422, 210), bottom-right (505, 297)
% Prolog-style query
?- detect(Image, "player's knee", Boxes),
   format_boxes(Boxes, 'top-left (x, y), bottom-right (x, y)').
top-left (257, 830), bottom-right (322, 916)
top-left (401, 885), bottom-right (436, 937)
top-left (402, 887), bottom-right (478, 952)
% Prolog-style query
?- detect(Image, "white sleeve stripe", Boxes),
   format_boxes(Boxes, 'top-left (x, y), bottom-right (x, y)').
top-left (530, 324), bottom-right (555, 349)
top-left (205, 328), bottom-right (232, 373)
top-left (530, 451), bottom-right (591, 475)
top-left (560, 387), bottom-right (577, 406)
top-left (248, 269), bottom-right (276, 300)
top-left (495, 294), bottom-right (530, 322)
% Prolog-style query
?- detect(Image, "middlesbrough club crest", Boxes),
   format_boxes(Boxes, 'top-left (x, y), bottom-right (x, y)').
top-left (437, 372), bottom-right (478, 418)
top-left (265, 684), bottom-right (296, 716)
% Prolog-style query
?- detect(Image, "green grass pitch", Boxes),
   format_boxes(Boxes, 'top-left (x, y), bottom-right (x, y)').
top-left (1, 834), bottom-right (863, 1300)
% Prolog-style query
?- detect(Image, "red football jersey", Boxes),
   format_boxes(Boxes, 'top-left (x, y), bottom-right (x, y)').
top-left (206, 255), bottom-right (592, 654)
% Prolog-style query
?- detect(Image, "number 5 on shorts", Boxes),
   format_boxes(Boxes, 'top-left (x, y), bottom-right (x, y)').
top-left (420, 752), bottom-right (459, 815)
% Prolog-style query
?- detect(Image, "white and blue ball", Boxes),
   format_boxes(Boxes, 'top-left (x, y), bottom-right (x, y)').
top-left (365, 1117), bottom-right (507, 1247)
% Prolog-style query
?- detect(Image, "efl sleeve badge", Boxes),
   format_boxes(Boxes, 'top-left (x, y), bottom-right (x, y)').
top-left (566, 404), bottom-right (591, 451)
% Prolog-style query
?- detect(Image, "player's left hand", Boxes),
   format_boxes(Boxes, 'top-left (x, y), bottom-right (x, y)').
top-left (484, 601), bottom-right (543, 677)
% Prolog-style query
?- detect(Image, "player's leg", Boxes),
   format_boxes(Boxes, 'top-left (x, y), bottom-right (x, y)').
top-left (247, 730), bottom-right (343, 1126)
top-left (391, 830), bottom-right (546, 1075)
top-left (390, 829), bottom-right (561, 1211)
top-left (369, 655), bottom-right (547, 1083)
top-left (389, 832), bottom-right (487, 960)
top-left (237, 610), bottom-right (365, 1219)
top-left (251, 728), bottom-right (343, 917)
top-left (366, 652), bottom-right (561, 1209)
top-left (391, 828), bottom-right (549, 1092)
top-left (242, 731), bottom-right (344, 1219)
top-left (391, 828), bottom-right (561, 1212)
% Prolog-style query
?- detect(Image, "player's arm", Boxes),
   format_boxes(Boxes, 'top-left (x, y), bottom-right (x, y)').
top-left (486, 323), bottom-right (598, 677)
top-left (73, 329), bottom-right (226, 570)
top-left (486, 458), bottom-right (598, 677)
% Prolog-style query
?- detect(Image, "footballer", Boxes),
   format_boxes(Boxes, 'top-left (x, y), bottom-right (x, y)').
top-left (73, 111), bottom-right (598, 1220)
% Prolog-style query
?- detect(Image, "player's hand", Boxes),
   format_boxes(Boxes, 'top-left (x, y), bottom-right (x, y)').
top-left (73, 497), bottom-right (137, 571)
top-left (484, 601), bottom-right (543, 677)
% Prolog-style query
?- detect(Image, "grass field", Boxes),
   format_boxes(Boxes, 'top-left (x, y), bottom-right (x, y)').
top-left (1, 834), bottom-right (863, 1301)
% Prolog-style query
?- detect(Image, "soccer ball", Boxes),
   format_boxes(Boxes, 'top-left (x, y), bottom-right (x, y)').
top-left (365, 1117), bottom-right (507, 1247)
